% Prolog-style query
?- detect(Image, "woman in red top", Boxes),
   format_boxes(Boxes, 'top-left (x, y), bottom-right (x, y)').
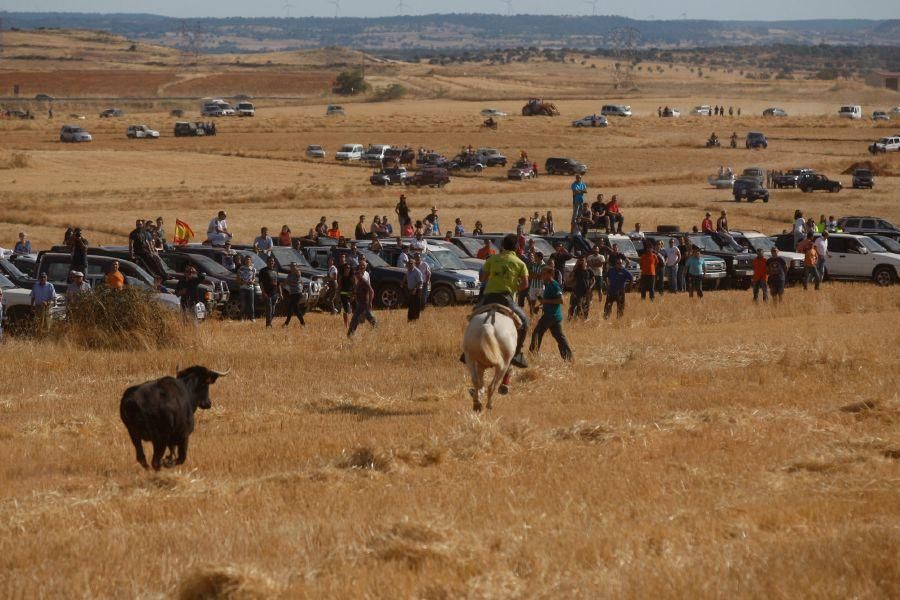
top-left (701, 212), bottom-right (714, 233)
top-left (278, 225), bottom-right (292, 247)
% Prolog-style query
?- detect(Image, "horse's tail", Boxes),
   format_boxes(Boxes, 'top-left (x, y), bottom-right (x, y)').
top-left (480, 320), bottom-right (503, 367)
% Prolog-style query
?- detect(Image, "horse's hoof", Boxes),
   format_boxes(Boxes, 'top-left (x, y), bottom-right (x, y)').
top-left (468, 388), bottom-right (477, 399)
top-left (498, 385), bottom-right (509, 395)
top-left (472, 402), bottom-right (482, 412)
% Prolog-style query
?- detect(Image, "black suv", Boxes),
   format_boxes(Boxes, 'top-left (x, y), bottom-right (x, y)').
top-left (732, 178), bottom-right (769, 203)
top-left (544, 157), bottom-right (587, 175)
top-left (409, 167), bottom-right (450, 188)
top-left (745, 132), bottom-right (768, 149)
top-left (173, 121), bottom-right (206, 137)
top-left (852, 169), bottom-right (874, 189)
top-left (798, 173), bottom-right (842, 193)
top-left (681, 233), bottom-right (754, 289)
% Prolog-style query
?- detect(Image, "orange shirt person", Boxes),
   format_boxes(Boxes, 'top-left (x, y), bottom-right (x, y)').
top-left (105, 261), bottom-right (126, 290)
top-left (475, 240), bottom-right (496, 260)
top-left (326, 221), bottom-right (342, 239)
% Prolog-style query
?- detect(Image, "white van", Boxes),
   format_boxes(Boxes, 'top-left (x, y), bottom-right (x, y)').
top-left (600, 104), bottom-right (632, 117)
top-left (335, 143), bottom-right (364, 161)
top-left (838, 105), bottom-right (862, 120)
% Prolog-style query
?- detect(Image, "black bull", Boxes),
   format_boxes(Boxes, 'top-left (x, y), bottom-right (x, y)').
top-left (120, 366), bottom-right (228, 470)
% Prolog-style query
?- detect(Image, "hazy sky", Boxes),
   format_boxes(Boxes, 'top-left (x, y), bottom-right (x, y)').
top-left (3, 1), bottom-right (899, 20)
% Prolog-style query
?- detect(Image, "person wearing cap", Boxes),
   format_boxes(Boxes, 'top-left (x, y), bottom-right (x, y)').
top-left (424, 207), bottom-right (440, 236)
top-left (65, 271), bottom-right (91, 303)
top-left (207, 211), bottom-right (232, 247)
top-left (13, 232), bottom-right (31, 255)
top-left (175, 266), bottom-right (206, 318)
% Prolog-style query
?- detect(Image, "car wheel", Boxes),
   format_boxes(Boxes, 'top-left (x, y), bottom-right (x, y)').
top-left (873, 266), bottom-right (895, 287)
top-left (763, 198), bottom-right (769, 203)
top-left (474, 165), bottom-right (483, 173)
top-left (224, 299), bottom-right (242, 320)
top-left (431, 285), bottom-right (454, 307)
top-left (376, 283), bottom-right (403, 308)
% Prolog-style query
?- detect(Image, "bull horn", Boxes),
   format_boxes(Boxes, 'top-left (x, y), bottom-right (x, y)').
top-left (211, 369), bottom-right (230, 377)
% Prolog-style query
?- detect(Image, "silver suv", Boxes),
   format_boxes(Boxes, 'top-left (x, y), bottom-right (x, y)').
top-left (60, 125), bottom-right (92, 143)
top-left (837, 216), bottom-right (899, 235)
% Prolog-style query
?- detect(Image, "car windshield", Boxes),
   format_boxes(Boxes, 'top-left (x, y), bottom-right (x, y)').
top-left (0, 258), bottom-right (29, 279)
top-left (339, 145), bottom-right (356, 152)
top-left (428, 250), bottom-right (467, 270)
top-left (858, 237), bottom-right (885, 252)
top-left (528, 237), bottom-right (556, 256)
top-left (608, 238), bottom-right (638, 257)
top-left (308, 145), bottom-right (322, 150)
top-left (360, 249), bottom-right (389, 267)
top-left (871, 236), bottom-right (900, 253)
top-left (434, 243), bottom-right (468, 259)
top-left (270, 246), bottom-right (312, 268)
top-left (855, 170), bottom-right (871, 176)
top-left (183, 254), bottom-right (235, 277)
top-left (742, 235), bottom-right (775, 252)
top-left (454, 237), bottom-right (482, 255)
top-left (689, 235), bottom-right (728, 253)
top-left (0, 273), bottom-right (14, 289)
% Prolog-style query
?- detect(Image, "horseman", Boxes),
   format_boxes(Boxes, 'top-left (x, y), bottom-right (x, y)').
top-left (462, 234), bottom-right (530, 369)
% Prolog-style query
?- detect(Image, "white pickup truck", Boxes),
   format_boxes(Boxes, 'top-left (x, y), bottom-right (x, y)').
top-left (126, 125), bottom-right (159, 139)
top-left (335, 143), bottom-right (364, 161)
top-left (869, 135), bottom-right (900, 154)
top-left (0, 273), bottom-right (66, 332)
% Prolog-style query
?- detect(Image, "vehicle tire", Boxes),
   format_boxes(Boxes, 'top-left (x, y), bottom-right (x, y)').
top-left (546, 168), bottom-right (554, 175)
top-left (656, 225), bottom-right (680, 233)
top-left (224, 299), bottom-right (242, 320)
top-left (474, 165), bottom-right (483, 173)
top-left (873, 266), bottom-right (896, 287)
top-left (430, 285), bottom-right (454, 307)
top-left (376, 283), bottom-right (403, 308)
top-left (575, 123), bottom-right (584, 128)
top-left (763, 198), bottom-right (769, 203)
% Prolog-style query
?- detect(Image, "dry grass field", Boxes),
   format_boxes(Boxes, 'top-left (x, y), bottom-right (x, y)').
top-left (0, 29), bottom-right (899, 598)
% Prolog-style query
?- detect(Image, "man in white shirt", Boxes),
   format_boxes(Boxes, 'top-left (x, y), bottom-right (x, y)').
top-left (207, 210), bottom-right (232, 247)
top-left (397, 247), bottom-right (410, 269)
top-left (814, 231), bottom-right (828, 282)
top-left (664, 238), bottom-right (681, 293)
top-left (253, 227), bottom-right (273, 256)
top-left (409, 232), bottom-right (427, 254)
top-left (414, 254), bottom-right (432, 308)
top-left (628, 222), bottom-right (645, 241)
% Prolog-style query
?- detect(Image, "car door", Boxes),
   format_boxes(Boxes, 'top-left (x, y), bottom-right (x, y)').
top-left (827, 238), bottom-right (868, 278)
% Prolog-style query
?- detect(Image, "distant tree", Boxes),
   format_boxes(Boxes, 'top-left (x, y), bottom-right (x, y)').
top-left (333, 69), bottom-right (369, 95)
top-left (371, 83), bottom-right (407, 102)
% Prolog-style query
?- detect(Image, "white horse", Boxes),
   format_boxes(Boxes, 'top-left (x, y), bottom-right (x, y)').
top-left (462, 306), bottom-right (518, 411)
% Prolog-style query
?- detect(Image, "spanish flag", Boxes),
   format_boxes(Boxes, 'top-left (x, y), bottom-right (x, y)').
top-left (173, 219), bottom-right (194, 246)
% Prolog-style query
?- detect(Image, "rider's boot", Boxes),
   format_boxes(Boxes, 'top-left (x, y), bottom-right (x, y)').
top-left (511, 326), bottom-right (529, 368)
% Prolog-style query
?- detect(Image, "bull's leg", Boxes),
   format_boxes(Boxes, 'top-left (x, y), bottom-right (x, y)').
top-left (467, 359), bottom-right (483, 412)
top-left (175, 438), bottom-right (188, 465)
top-left (163, 445), bottom-right (177, 468)
top-left (150, 440), bottom-right (166, 471)
top-left (128, 430), bottom-right (149, 470)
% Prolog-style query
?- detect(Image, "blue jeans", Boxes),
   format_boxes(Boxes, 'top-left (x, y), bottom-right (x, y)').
top-left (816, 257), bottom-right (826, 281)
top-left (666, 264), bottom-right (679, 292)
top-left (572, 200), bottom-right (584, 228)
top-left (677, 264), bottom-right (687, 292)
top-left (752, 280), bottom-right (769, 302)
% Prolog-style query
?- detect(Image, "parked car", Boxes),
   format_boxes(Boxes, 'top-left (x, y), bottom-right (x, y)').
top-left (601, 105), bottom-right (632, 117)
top-left (868, 136), bottom-right (900, 153)
top-left (326, 104), bottom-right (345, 116)
top-left (639, 233), bottom-right (728, 290)
top-left (363, 144), bottom-right (392, 165)
top-left (763, 107), bottom-right (788, 117)
top-left (824, 234), bottom-right (899, 286)
top-left (201, 100), bottom-right (234, 116)
top-left (836, 217), bottom-right (899, 236)
top-left (732, 178), bottom-right (769, 203)
top-left (0, 273), bottom-right (65, 334)
top-left (0, 257), bottom-right (36, 290)
top-left (740, 167), bottom-right (765, 185)
top-left (690, 105), bottom-right (712, 116)
top-left (369, 167), bottom-right (409, 186)
top-left (449, 154), bottom-right (485, 173)
top-left (683, 234), bottom-right (754, 289)
top-left (852, 169), bottom-right (875, 189)
top-left (475, 148), bottom-right (508, 167)
top-left (305, 246), bottom-right (407, 309)
top-left (173, 121), bottom-right (206, 137)
top-left (409, 168), bottom-right (450, 188)
top-left (34, 93), bottom-right (55, 102)
top-left (305, 145), bottom-right (326, 159)
top-left (99, 108), bottom-right (123, 118)
top-left (335, 144), bottom-right (364, 161)
top-left (746, 132), bottom-right (768, 149)
top-left (872, 111), bottom-right (890, 121)
top-left (798, 173), bottom-right (842, 193)
top-left (507, 160), bottom-right (536, 180)
top-left (59, 125), bottom-right (92, 143)
top-left (378, 246), bottom-right (480, 306)
top-left (480, 108), bottom-right (507, 118)
top-left (544, 157), bottom-right (587, 176)
top-left (838, 105), bottom-right (862, 119)
top-left (419, 152), bottom-right (451, 168)
top-left (572, 115), bottom-right (608, 127)
top-left (235, 102), bottom-right (255, 117)
top-left (34, 253), bottom-right (200, 318)
top-left (772, 168), bottom-right (814, 189)
top-left (126, 125), bottom-right (159, 139)
top-left (424, 239), bottom-right (484, 271)
top-left (867, 235), bottom-right (900, 255)
top-left (660, 107), bottom-right (680, 118)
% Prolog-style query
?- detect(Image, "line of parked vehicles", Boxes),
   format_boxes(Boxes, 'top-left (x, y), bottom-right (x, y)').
top-left (3, 216), bottom-right (897, 333)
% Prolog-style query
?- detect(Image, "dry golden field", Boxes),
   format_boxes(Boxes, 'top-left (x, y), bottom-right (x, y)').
top-left (1, 30), bottom-right (899, 598)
